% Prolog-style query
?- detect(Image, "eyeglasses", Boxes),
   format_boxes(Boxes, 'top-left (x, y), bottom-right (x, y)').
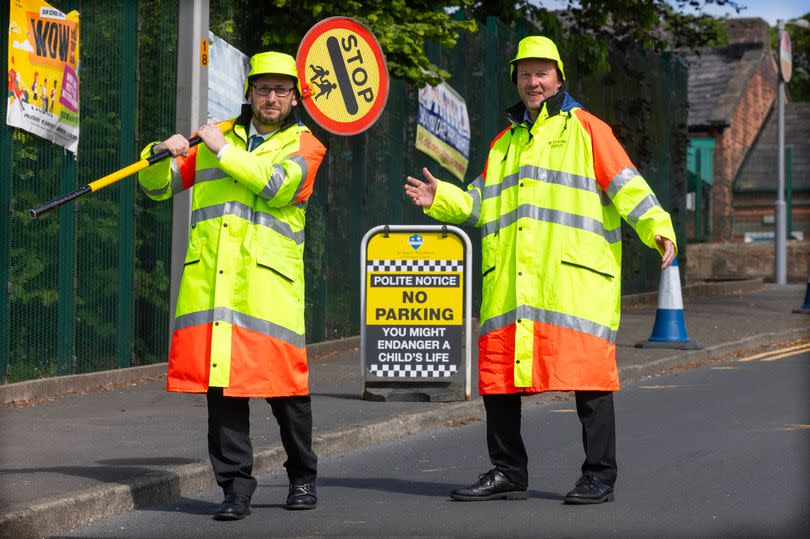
top-left (252, 85), bottom-right (295, 98)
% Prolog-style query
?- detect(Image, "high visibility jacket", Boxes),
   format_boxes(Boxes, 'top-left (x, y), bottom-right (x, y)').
top-left (426, 91), bottom-right (676, 395)
top-left (138, 107), bottom-right (326, 397)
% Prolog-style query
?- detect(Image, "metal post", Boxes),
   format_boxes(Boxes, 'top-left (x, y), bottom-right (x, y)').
top-left (57, 154), bottom-right (76, 375)
top-left (349, 135), bottom-right (366, 334)
top-left (695, 150), bottom-right (703, 242)
top-left (0, 16), bottom-right (11, 382)
top-left (786, 147), bottom-right (792, 238)
top-left (170, 0), bottom-right (209, 339)
top-left (774, 19), bottom-right (787, 284)
top-left (117, 0), bottom-right (137, 368)
top-left (57, 0), bottom-right (78, 376)
top-left (483, 17), bottom-right (497, 141)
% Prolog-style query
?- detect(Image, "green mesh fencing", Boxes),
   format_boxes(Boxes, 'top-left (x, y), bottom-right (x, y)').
top-left (133, 0), bottom-right (179, 366)
top-left (0, 9), bottom-right (687, 384)
top-left (0, 0), bottom-right (179, 382)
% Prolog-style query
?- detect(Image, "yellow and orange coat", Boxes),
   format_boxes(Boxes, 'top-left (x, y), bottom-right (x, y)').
top-left (138, 107), bottom-right (326, 397)
top-left (425, 91), bottom-right (676, 395)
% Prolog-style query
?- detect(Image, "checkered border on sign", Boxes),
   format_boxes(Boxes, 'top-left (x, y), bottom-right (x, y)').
top-left (367, 260), bottom-right (463, 272)
top-left (369, 364), bottom-right (458, 378)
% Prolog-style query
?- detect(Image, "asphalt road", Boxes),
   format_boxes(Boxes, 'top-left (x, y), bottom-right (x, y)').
top-left (58, 347), bottom-right (810, 538)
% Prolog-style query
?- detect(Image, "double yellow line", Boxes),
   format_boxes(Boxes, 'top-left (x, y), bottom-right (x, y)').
top-left (737, 342), bottom-right (810, 363)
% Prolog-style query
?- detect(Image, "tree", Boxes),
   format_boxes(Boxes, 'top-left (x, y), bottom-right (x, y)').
top-left (247, 1), bottom-right (747, 89)
top-left (534, 0), bottom-right (743, 53)
top-left (780, 14), bottom-right (810, 102)
top-left (253, 0), bottom-right (477, 87)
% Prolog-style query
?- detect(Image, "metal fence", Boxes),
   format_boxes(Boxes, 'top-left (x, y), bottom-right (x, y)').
top-left (0, 6), bottom-right (687, 384)
top-left (1, 0), bottom-right (178, 382)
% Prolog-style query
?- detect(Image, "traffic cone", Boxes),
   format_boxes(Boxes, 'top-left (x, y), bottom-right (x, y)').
top-left (793, 268), bottom-right (810, 314)
top-left (635, 257), bottom-right (702, 350)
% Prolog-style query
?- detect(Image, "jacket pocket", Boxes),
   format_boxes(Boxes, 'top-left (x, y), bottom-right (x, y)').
top-left (481, 233), bottom-right (499, 278)
top-left (256, 252), bottom-right (297, 284)
top-left (249, 217), bottom-right (304, 285)
top-left (560, 231), bottom-right (617, 279)
top-left (184, 243), bottom-right (202, 266)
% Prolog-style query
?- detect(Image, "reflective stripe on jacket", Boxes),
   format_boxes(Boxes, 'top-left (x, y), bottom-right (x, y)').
top-left (138, 107), bottom-right (326, 397)
top-left (426, 91), bottom-right (676, 395)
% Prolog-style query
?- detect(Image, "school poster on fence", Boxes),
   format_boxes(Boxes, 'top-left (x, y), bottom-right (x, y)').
top-left (415, 82), bottom-right (470, 181)
top-left (7, 0), bottom-right (80, 153)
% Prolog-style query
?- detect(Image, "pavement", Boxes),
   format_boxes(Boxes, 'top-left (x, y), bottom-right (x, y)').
top-left (0, 280), bottom-right (808, 539)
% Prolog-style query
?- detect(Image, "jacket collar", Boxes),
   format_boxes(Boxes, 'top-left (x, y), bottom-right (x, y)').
top-left (506, 89), bottom-right (566, 126)
top-left (234, 103), bottom-right (300, 142)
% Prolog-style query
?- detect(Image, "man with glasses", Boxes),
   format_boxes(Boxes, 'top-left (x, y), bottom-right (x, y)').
top-left (138, 52), bottom-right (326, 520)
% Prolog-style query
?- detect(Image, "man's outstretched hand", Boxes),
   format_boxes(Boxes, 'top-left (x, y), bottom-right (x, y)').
top-left (404, 167), bottom-right (438, 208)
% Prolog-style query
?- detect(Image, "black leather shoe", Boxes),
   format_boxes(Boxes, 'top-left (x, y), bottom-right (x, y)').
top-left (564, 475), bottom-right (615, 504)
top-left (286, 482), bottom-right (317, 510)
top-left (213, 492), bottom-right (251, 520)
top-left (449, 469), bottom-right (528, 501)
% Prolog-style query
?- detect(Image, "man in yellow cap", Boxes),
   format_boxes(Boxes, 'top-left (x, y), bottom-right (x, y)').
top-left (139, 51), bottom-right (326, 519)
top-left (405, 36), bottom-right (676, 504)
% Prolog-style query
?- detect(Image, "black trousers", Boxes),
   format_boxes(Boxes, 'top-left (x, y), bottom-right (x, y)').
top-left (484, 391), bottom-right (617, 488)
top-left (206, 388), bottom-right (318, 498)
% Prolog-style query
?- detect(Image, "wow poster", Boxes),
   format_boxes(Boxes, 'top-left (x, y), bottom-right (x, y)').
top-left (7, 0), bottom-right (80, 153)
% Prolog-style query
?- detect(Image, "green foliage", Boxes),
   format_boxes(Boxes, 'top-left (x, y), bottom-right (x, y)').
top-left (258, 0), bottom-right (477, 86)
top-left (251, 0), bottom-right (745, 88)
top-left (472, 0), bottom-right (530, 23)
top-left (548, 0), bottom-right (743, 53)
top-left (765, 16), bottom-right (810, 100)
top-left (6, 129), bottom-right (65, 377)
top-left (781, 14), bottom-right (810, 102)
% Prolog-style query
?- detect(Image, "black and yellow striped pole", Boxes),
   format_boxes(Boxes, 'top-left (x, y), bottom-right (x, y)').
top-left (28, 120), bottom-right (235, 218)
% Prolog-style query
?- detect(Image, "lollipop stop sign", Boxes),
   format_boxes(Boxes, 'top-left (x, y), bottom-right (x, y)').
top-left (298, 17), bottom-right (389, 135)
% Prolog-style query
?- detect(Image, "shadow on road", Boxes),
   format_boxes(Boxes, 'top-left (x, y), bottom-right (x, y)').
top-left (314, 476), bottom-right (561, 500)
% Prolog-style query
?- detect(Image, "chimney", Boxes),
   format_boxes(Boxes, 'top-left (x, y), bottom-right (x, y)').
top-left (726, 18), bottom-right (770, 48)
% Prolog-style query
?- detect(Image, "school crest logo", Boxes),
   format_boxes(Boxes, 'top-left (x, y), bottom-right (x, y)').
top-left (408, 234), bottom-right (423, 250)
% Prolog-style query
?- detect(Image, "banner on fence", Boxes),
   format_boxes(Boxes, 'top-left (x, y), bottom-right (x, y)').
top-left (207, 31), bottom-right (249, 122)
top-left (6, 0), bottom-right (80, 153)
top-left (415, 82), bottom-right (470, 181)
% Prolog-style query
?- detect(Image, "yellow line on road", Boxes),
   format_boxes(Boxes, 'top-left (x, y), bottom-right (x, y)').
top-left (737, 342), bottom-right (810, 362)
top-left (760, 346), bottom-right (810, 362)
top-left (776, 424), bottom-right (810, 431)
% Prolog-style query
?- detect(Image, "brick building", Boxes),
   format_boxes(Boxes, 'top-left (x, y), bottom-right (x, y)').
top-left (734, 102), bottom-right (810, 240)
top-left (686, 18), bottom-right (779, 242)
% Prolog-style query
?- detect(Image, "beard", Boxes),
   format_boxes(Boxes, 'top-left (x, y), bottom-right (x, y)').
top-left (252, 104), bottom-right (292, 131)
